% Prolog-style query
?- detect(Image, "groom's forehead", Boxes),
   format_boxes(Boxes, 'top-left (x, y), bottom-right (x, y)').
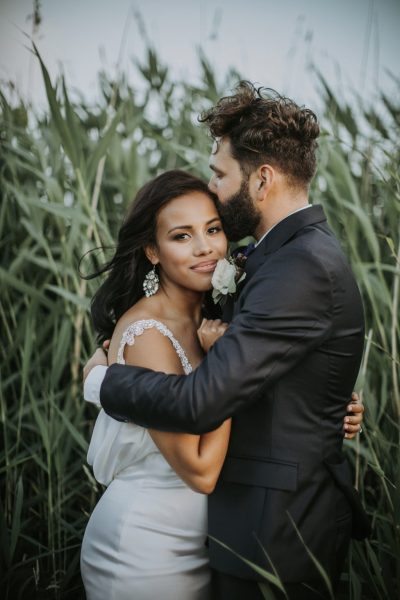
top-left (211, 139), bottom-right (220, 155)
top-left (209, 138), bottom-right (234, 166)
top-left (209, 142), bottom-right (243, 182)
top-left (211, 137), bottom-right (230, 156)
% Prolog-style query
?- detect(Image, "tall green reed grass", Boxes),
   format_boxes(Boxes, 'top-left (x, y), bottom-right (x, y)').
top-left (0, 47), bottom-right (399, 599)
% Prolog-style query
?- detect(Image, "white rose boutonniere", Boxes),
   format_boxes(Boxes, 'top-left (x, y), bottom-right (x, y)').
top-left (211, 257), bottom-right (246, 306)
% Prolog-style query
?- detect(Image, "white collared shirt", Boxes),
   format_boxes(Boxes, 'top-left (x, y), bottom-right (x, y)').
top-left (255, 204), bottom-right (312, 247)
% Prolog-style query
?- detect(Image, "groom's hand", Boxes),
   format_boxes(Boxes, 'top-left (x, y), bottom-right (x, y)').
top-left (83, 340), bottom-right (110, 382)
top-left (344, 392), bottom-right (364, 439)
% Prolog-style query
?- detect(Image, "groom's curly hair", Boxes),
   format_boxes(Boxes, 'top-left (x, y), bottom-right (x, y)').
top-left (199, 81), bottom-right (320, 187)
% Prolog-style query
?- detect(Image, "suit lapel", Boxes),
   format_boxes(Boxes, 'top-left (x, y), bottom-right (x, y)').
top-left (222, 296), bottom-right (235, 322)
top-left (236, 204), bottom-right (327, 293)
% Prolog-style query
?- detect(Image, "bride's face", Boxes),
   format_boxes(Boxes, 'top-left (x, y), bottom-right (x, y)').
top-left (149, 191), bottom-right (228, 293)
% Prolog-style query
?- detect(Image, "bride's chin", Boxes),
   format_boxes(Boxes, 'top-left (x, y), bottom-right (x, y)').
top-left (187, 281), bottom-right (213, 293)
top-left (188, 273), bottom-right (214, 288)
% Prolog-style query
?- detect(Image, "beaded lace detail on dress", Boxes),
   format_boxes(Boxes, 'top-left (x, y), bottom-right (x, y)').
top-left (116, 319), bottom-right (193, 375)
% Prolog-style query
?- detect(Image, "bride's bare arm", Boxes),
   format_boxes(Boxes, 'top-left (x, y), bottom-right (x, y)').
top-left (110, 327), bottom-right (231, 495)
top-left (150, 420), bottom-right (231, 495)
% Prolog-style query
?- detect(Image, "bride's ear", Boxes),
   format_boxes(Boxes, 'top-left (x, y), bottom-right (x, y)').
top-left (144, 244), bottom-right (159, 266)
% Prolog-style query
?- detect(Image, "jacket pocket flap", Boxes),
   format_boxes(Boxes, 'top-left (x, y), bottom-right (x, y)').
top-left (220, 456), bottom-right (298, 491)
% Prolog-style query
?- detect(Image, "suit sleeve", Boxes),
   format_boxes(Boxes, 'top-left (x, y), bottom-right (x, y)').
top-left (100, 249), bottom-right (333, 433)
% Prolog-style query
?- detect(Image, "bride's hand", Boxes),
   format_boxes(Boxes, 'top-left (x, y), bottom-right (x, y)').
top-left (344, 392), bottom-right (365, 439)
top-left (197, 318), bottom-right (228, 353)
top-left (83, 341), bottom-right (110, 382)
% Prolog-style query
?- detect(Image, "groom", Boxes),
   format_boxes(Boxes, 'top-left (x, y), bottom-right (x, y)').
top-left (84, 82), bottom-right (368, 599)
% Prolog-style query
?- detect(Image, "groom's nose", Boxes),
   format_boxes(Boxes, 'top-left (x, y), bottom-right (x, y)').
top-left (208, 175), bottom-right (217, 195)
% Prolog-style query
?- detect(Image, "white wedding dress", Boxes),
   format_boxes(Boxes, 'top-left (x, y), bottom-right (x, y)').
top-left (80, 320), bottom-right (210, 600)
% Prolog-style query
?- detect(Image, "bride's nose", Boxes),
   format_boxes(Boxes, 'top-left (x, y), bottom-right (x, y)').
top-left (192, 234), bottom-right (212, 256)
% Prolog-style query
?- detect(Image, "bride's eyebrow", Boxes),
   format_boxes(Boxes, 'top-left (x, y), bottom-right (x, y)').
top-left (167, 217), bottom-right (221, 234)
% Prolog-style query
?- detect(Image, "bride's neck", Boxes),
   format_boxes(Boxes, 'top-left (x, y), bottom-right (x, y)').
top-left (151, 282), bottom-right (204, 325)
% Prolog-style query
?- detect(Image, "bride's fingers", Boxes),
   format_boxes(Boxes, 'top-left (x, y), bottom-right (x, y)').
top-left (344, 423), bottom-right (362, 436)
top-left (345, 423), bottom-right (361, 431)
top-left (203, 321), bottom-right (219, 334)
top-left (344, 408), bottom-right (363, 437)
top-left (345, 414), bottom-right (362, 425)
top-left (198, 317), bottom-right (208, 329)
top-left (345, 429), bottom-right (360, 439)
top-left (344, 424), bottom-right (362, 435)
top-left (197, 319), bottom-right (207, 335)
top-left (347, 401), bottom-right (364, 414)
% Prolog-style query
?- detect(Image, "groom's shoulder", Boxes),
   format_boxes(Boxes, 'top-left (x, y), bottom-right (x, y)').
top-left (276, 223), bottom-right (338, 262)
top-left (294, 220), bottom-right (337, 248)
top-left (249, 225), bottom-right (343, 289)
top-left (282, 221), bottom-right (344, 266)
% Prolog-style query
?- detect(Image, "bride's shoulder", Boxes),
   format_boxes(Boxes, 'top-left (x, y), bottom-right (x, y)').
top-left (109, 305), bottom-right (184, 373)
top-left (112, 298), bottom-right (161, 336)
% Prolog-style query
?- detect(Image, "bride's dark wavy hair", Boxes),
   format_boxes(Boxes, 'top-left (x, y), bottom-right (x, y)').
top-left (84, 170), bottom-right (217, 342)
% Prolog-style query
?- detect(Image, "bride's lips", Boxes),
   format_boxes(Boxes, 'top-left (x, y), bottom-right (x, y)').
top-left (190, 260), bottom-right (218, 273)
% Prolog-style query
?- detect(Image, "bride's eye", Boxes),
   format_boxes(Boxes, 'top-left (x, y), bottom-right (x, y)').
top-left (173, 232), bottom-right (190, 241)
top-left (208, 226), bottom-right (222, 235)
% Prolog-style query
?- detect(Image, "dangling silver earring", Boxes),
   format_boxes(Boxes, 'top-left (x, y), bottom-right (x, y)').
top-left (143, 265), bottom-right (159, 297)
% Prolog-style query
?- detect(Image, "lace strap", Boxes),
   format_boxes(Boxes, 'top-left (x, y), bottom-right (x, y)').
top-left (116, 319), bottom-right (193, 375)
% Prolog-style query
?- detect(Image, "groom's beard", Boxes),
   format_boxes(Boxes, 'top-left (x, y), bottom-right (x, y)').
top-left (215, 179), bottom-right (261, 242)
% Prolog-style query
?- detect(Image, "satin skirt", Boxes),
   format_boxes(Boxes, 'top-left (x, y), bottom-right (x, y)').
top-left (81, 474), bottom-right (211, 600)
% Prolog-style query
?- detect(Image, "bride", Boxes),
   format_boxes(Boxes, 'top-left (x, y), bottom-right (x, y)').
top-left (80, 169), bottom-right (363, 599)
top-left (81, 170), bottom-right (231, 599)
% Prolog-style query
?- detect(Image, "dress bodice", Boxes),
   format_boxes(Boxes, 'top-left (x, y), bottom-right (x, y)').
top-left (86, 319), bottom-right (193, 486)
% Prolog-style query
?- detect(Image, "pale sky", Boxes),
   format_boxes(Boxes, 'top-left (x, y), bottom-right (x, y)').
top-left (1, 0), bottom-right (399, 111)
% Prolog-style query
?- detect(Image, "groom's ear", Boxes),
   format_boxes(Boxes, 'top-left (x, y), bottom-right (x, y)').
top-left (254, 164), bottom-right (274, 199)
